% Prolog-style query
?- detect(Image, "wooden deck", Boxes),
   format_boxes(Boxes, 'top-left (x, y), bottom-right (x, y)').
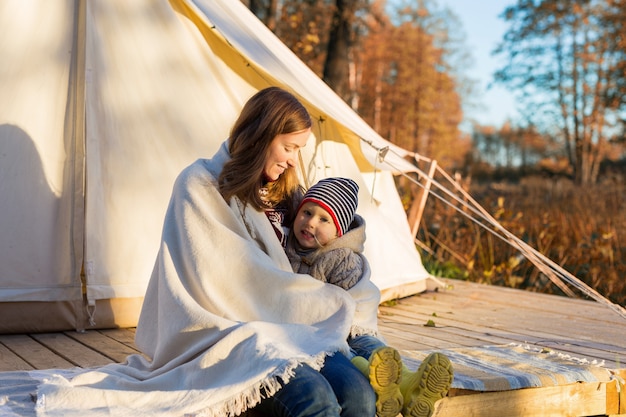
top-left (1, 278), bottom-right (624, 416)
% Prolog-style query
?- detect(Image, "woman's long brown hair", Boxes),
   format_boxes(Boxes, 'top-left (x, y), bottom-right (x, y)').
top-left (218, 87), bottom-right (311, 212)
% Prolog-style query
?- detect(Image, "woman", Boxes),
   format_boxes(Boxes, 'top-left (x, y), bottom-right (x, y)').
top-left (36, 87), bottom-right (381, 417)
top-left (203, 86), bottom-right (380, 416)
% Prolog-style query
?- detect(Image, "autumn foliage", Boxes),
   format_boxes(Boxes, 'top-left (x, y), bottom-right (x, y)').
top-left (242, 0), bottom-right (626, 305)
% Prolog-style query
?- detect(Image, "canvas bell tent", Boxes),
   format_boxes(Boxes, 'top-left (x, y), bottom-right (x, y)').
top-left (0, 0), bottom-right (440, 333)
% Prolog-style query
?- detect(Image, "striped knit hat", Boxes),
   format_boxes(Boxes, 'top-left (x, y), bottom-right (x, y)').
top-left (298, 177), bottom-right (359, 236)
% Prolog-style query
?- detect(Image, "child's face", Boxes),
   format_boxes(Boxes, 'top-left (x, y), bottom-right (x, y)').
top-left (293, 202), bottom-right (338, 249)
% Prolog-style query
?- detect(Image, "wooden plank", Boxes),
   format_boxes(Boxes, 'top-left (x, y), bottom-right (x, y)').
top-left (381, 302), bottom-right (524, 341)
top-left (0, 334), bottom-right (72, 370)
top-left (606, 377), bottom-right (623, 415)
top-left (0, 338), bottom-right (34, 371)
top-left (381, 299), bottom-right (552, 349)
top-left (440, 299), bottom-right (625, 347)
top-left (433, 280), bottom-right (626, 326)
top-left (612, 369), bottom-right (626, 414)
top-left (381, 300), bottom-right (622, 358)
top-left (98, 328), bottom-right (138, 349)
top-left (380, 316), bottom-right (625, 372)
top-left (402, 288), bottom-right (625, 345)
top-left (433, 381), bottom-right (613, 417)
top-left (378, 322), bottom-right (464, 350)
top-left (64, 331), bottom-right (139, 363)
top-left (382, 282), bottom-right (626, 366)
top-left (31, 333), bottom-right (113, 368)
top-left (379, 317), bottom-right (517, 348)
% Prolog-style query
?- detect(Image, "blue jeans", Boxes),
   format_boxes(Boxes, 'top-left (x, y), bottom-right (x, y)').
top-left (348, 334), bottom-right (387, 359)
top-left (250, 352), bottom-right (376, 417)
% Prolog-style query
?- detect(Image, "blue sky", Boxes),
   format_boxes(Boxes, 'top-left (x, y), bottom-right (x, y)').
top-left (439, 0), bottom-right (518, 128)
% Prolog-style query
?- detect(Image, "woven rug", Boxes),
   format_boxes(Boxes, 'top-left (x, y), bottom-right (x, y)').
top-left (400, 343), bottom-right (611, 392)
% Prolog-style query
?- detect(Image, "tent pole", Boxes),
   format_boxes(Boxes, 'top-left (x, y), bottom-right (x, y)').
top-left (408, 160), bottom-right (437, 238)
top-left (66, 0), bottom-right (88, 331)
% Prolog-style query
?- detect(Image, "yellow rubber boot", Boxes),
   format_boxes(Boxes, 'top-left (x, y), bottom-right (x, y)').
top-left (352, 346), bottom-right (404, 417)
top-left (399, 352), bottom-right (454, 417)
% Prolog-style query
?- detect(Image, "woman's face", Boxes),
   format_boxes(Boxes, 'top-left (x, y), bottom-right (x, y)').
top-left (293, 202), bottom-right (338, 249)
top-left (263, 128), bottom-right (311, 181)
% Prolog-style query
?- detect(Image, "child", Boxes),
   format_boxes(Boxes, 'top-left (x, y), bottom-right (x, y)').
top-left (286, 177), bottom-right (454, 417)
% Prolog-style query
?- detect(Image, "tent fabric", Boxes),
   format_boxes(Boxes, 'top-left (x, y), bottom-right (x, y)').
top-left (0, 1), bottom-right (82, 307)
top-left (0, 0), bottom-right (435, 332)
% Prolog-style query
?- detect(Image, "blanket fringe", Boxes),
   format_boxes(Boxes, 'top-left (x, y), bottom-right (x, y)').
top-left (193, 351), bottom-right (333, 417)
top-left (513, 343), bottom-right (607, 368)
top-left (349, 325), bottom-right (378, 339)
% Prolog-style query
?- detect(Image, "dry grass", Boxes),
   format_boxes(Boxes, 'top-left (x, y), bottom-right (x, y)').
top-left (415, 175), bottom-right (626, 306)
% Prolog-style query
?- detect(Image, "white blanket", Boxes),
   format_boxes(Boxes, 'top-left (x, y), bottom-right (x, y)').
top-left (35, 141), bottom-right (381, 417)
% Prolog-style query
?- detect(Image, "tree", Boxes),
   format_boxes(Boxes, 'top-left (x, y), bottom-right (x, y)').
top-left (601, 0), bottom-right (626, 132)
top-left (323, 0), bottom-right (367, 102)
top-left (244, 0), bottom-right (470, 171)
top-left (246, 1), bottom-right (333, 76)
top-left (494, 0), bottom-right (624, 185)
top-left (471, 123), bottom-right (553, 175)
top-left (354, 1), bottom-right (465, 168)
